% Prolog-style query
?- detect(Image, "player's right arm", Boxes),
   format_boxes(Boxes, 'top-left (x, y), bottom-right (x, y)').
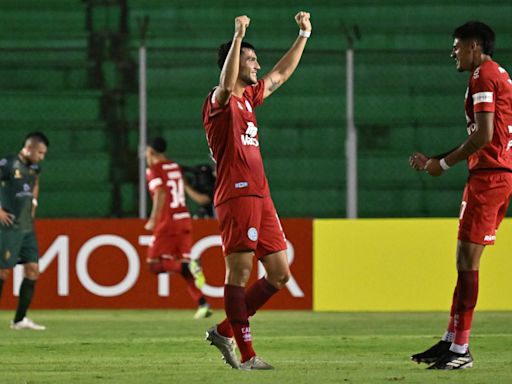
top-left (213, 15), bottom-right (250, 107)
top-left (0, 157), bottom-right (15, 226)
top-left (145, 187), bottom-right (166, 231)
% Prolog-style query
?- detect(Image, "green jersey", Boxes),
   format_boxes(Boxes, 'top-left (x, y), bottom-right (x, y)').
top-left (0, 154), bottom-right (41, 231)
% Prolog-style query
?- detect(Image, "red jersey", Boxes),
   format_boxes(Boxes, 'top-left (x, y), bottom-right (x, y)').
top-left (146, 160), bottom-right (191, 234)
top-left (202, 79), bottom-right (270, 206)
top-left (465, 60), bottom-right (512, 171)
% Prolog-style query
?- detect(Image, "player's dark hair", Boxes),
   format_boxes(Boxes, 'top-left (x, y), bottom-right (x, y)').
top-left (149, 137), bottom-right (167, 153)
top-left (25, 131), bottom-right (50, 147)
top-left (452, 21), bottom-right (495, 57)
top-left (217, 40), bottom-right (256, 70)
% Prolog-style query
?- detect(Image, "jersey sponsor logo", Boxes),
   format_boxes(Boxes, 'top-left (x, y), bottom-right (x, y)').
top-left (247, 227), bottom-right (258, 241)
top-left (241, 122), bottom-right (259, 147)
top-left (484, 234), bottom-right (496, 242)
top-left (245, 100), bottom-right (253, 113)
top-left (472, 91), bottom-right (493, 105)
top-left (14, 169), bottom-right (22, 179)
top-left (234, 181), bottom-right (248, 189)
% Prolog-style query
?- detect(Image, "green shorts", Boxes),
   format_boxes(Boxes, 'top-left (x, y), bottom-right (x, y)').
top-left (0, 229), bottom-right (40, 269)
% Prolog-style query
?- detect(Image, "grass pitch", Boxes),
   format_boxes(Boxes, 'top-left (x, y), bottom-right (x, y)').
top-left (1, 310), bottom-right (511, 383)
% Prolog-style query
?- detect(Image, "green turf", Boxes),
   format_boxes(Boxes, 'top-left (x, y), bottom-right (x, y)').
top-left (0, 310), bottom-right (511, 383)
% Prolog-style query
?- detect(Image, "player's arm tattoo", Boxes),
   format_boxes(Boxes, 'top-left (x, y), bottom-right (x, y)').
top-left (268, 77), bottom-right (282, 93)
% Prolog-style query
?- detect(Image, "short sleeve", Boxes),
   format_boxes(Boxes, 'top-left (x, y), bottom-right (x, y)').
top-left (250, 79), bottom-right (265, 108)
top-left (147, 165), bottom-right (164, 192)
top-left (0, 157), bottom-right (10, 181)
top-left (472, 68), bottom-right (497, 113)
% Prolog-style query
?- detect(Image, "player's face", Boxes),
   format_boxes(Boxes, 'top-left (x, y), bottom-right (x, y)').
top-left (239, 48), bottom-right (260, 85)
top-left (145, 147), bottom-right (153, 166)
top-left (451, 38), bottom-right (474, 72)
top-left (26, 142), bottom-right (47, 164)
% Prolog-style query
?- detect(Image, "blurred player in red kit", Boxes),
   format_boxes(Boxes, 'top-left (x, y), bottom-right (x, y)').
top-left (145, 137), bottom-right (212, 320)
top-left (202, 12), bottom-right (312, 370)
top-left (410, 21), bottom-right (512, 370)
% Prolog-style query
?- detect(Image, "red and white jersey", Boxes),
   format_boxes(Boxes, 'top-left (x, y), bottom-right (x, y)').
top-left (146, 160), bottom-right (191, 234)
top-left (202, 79), bottom-right (270, 206)
top-left (465, 60), bottom-right (512, 171)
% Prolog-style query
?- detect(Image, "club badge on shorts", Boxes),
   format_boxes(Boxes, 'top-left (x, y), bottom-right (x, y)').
top-left (247, 227), bottom-right (258, 241)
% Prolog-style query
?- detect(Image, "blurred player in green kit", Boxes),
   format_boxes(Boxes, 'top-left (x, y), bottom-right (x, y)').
top-left (0, 132), bottom-right (49, 330)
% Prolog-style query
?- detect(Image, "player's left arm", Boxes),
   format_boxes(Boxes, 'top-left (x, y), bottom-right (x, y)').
top-left (31, 175), bottom-right (40, 218)
top-left (261, 11), bottom-right (311, 99)
top-left (425, 111), bottom-right (494, 176)
top-left (184, 179), bottom-right (211, 206)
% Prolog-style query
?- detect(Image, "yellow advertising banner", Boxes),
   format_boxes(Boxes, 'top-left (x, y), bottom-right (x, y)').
top-left (313, 218), bottom-right (512, 311)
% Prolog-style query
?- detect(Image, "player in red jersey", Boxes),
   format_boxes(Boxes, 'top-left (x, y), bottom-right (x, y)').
top-left (144, 137), bottom-right (212, 320)
top-left (409, 21), bottom-right (512, 370)
top-left (202, 12), bottom-right (312, 370)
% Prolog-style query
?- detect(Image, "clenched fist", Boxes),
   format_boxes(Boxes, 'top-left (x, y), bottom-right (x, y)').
top-left (295, 11), bottom-right (312, 32)
top-left (234, 15), bottom-right (250, 39)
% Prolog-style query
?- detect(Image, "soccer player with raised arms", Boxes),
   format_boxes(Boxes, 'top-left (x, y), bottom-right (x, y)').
top-left (202, 12), bottom-right (312, 370)
top-left (410, 21), bottom-right (512, 369)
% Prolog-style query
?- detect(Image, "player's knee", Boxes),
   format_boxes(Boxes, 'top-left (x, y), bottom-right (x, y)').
top-left (148, 261), bottom-right (163, 275)
top-left (24, 264), bottom-right (40, 280)
top-left (268, 272), bottom-right (290, 289)
top-left (226, 267), bottom-right (252, 286)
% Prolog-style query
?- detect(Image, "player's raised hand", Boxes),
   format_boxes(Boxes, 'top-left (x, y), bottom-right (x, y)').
top-left (234, 15), bottom-right (250, 39)
top-left (295, 11), bottom-right (311, 32)
top-left (409, 152), bottom-right (429, 171)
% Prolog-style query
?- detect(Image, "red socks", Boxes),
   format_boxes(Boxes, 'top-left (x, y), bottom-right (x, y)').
top-left (224, 284), bottom-right (255, 362)
top-left (245, 277), bottom-right (279, 317)
top-left (452, 270), bottom-right (479, 347)
top-left (218, 278), bottom-right (279, 362)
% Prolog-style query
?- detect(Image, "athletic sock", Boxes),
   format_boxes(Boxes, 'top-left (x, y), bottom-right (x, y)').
top-left (14, 278), bottom-right (36, 323)
top-left (181, 268), bottom-right (204, 303)
top-left (217, 318), bottom-right (234, 338)
top-left (245, 277), bottom-right (279, 317)
top-left (453, 270), bottom-right (479, 348)
top-left (216, 278), bottom-right (279, 339)
top-left (450, 342), bottom-right (468, 354)
top-left (224, 284), bottom-right (255, 362)
top-left (442, 330), bottom-right (455, 343)
top-left (443, 283), bottom-right (458, 342)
